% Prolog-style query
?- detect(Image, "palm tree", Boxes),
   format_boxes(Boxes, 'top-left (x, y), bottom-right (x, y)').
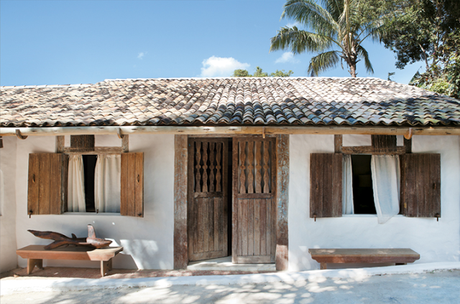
top-left (270, 0), bottom-right (384, 77)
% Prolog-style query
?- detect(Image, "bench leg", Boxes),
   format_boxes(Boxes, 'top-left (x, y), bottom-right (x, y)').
top-left (27, 259), bottom-right (43, 274)
top-left (320, 263), bottom-right (327, 270)
top-left (101, 259), bottom-right (113, 277)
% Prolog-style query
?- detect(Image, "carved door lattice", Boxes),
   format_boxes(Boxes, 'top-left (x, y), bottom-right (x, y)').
top-left (237, 139), bottom-right (273, 194)
top-left (193, 140), bottom-right (224, 193)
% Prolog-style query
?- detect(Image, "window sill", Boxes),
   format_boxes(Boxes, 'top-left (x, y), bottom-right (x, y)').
top-left (62, 212), bottom-right (121, 216)
top-left (342, 214), bottom-right (404, 218)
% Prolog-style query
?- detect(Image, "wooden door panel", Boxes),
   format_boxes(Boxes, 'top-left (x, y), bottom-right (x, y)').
top-left (233, 138), bottom-right (276, 264)
top-left (188, 139), bottom-right (229, 262)
top-left (235, 198), bottom-right (275, 263)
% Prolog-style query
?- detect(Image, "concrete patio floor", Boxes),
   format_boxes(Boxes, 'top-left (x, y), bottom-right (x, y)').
top-left (1, 262), bottom-right (460, 303)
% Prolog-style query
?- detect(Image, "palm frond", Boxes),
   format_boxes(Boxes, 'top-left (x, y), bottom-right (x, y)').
top-left (282, 0), bottom-right (338, 35)
top-left (270, 26), bottom-right (334, 54)
top-left (357, 45), bottom-right (374, 74)
top-left (308, 50), bottom-right (341, 76)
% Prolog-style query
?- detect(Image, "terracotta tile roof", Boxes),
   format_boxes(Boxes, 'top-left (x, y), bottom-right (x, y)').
top-left (1, 77), bottom-right (460, 128)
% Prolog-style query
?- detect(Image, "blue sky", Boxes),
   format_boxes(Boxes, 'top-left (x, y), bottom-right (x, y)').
top-left (1, 0), bottom-right (424, 86)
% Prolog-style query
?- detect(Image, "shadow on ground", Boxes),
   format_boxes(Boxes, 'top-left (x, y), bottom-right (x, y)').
top-left (2, 270), bottom-right (460, 304)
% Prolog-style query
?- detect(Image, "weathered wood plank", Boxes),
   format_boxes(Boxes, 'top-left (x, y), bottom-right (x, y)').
top-left (255, 141), bottom-right (262, 193)
top-left (174, 135), bottom-right (188, 269)
top-left (134, 153), bottom-right (144, 217)
top-left (248, 199), bottom-right (254, 256)
top-left (28, 154), bottom-right (40, 216)
top-left (309, 248), bottom-right (420, 266)
top-left (56, 136), bottom-right (65, 153)
top-left (276, 134), bottom-right (289, 269)
top-left (239, 141), bottom-right (246, 194)
top-left (310, 153), bottom-right (342, 218)
top-left (341, 146), bottom-right (405, 155)
top-left (254, 200), bottom-right (261, 256)
top-left (371, 135), bottom-right (397, 152)
top-left (122, 134), bottom-right (129, 152)
top-left (247, 141), bottom-right (254, 194)
top-left (260, 200), bottom-right (267, 256)
top-left (49, 154), bottom-right (61, 214)
top-left (334, 135), bottom-right (342, 153)
top-left (404, 138), bottom-right (412, 153)
top-left (401, 153), bottom-right (441, 218)
top-left (202, 141), bottom-right (209, 193)
top-left (70, 135), bottom-right (95, 152)
top-left (38, 154), bottom-right (51, 214)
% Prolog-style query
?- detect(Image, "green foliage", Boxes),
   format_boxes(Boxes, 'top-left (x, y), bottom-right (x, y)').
top-left (232, 67), bottom-right (294, 77)
top-left (381, 0), bottom-right (460, 98)
top-left (270, 0), bottom-right (387, 77)
top-left (270, 69), bottom-right (294, 77)
top-left (233, 69), bottom-right (251, 77)
top-left (253, 67), bottom-right (268, 77)
top-left (381, 0), bottom-right (460, 70)
top-left (410, 54), bottom-right (460, 98)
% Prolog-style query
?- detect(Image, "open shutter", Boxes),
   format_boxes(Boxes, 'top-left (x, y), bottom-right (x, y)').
top-left (310, 153), bottom-right (342, 218)
top-left (120, 152), bottom-right (144, 217)
top-left (400, 154), bottom-right (440, 218)
top-left (28, 153), bottom-right (68, 215)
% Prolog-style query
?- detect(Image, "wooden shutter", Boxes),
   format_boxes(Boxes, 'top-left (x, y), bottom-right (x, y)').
top-left (400, 154), bottom-right (441, 218)
top-left (310, 153), bottom-right (342, 218)
top-left (28, 153), bottom-right (68, 215)
top-left (120, 152), bottom-right (144, 217)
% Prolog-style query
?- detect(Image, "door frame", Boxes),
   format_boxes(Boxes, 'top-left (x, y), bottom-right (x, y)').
top-left (173, 134), bottom-right (289, 270)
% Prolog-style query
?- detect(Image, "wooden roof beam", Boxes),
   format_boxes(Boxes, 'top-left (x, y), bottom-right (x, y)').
top-left (1, 126), bottom-right (460, 137)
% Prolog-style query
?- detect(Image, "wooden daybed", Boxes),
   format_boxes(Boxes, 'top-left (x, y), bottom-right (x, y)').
top-left (16, 245), bottom-right (123, 277)
top-left (309, 248), bottom-right (420, 270)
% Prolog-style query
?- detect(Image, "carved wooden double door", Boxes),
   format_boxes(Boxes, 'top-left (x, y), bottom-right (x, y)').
top-left (188, 137), bottom-right (276, 264)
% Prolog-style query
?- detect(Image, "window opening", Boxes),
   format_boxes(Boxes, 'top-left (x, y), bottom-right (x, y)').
top-left (351, 155), bottom-right (376, 214)
top-left (83, 155), bottom-right (97, 212)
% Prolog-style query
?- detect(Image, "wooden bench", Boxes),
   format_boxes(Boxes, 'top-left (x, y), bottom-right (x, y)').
top-left (17, 245), bottom-right (123, 277)
top-left (308, 248), bottom-right (420, 270)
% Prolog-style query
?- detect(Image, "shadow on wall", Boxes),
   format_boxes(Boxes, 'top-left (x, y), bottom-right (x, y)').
top-left (109, 238), bottom-right (162, 270)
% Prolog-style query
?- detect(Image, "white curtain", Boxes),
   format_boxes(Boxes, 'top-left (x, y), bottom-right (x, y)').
top-left (68, 155), bottom-right (86, 212)
top-left (95, 154), bottom-right (121, 213)
top-left (342, 154), bottom-right (354, 214)
top-left (371, 155), bottom-right (400, 224)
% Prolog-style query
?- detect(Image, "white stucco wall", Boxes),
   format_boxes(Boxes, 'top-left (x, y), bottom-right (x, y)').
top-left (14, 134), bottom-right (174, 270)
top-left (0, 136), bottom-right (18, 273)
top-left (289, 134), bottom-right (460, 271)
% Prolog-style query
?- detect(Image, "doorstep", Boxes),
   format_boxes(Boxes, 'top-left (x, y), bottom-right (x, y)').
top-left (187, 256), bottom-right (276, 272)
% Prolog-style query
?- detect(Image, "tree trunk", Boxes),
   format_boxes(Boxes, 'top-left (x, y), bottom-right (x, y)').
top-left (349, 63), bottom-right (357, 77)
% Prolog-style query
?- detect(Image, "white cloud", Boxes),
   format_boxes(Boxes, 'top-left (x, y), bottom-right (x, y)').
top-left (137, 52), bottom-right (146, 60)
top-left (200, 56), bottom-right (250, 77)
top-left (275, 52), bottom-right (300, 64)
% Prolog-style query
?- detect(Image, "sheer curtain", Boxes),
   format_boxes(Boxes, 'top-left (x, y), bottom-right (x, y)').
top-left (342, 154), bottom-right (354, 214)
top-left (371, 155), bottom-right (400, 224)
top-left (95, 154), bottom-right (121, 213)
top-left (68, 155), bottom-right (86, 212)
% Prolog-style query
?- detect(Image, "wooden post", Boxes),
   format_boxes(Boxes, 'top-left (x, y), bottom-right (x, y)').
top-left (404, 138), bottom-right (412, 153)
top-left (334, 135), bottom-right (342, 153)
top-left (174, 135), bottom-right (188, 269)
top-left (56, 136), bottom-right (64, 153)
top-left (276, 135), bottom-right (289, 271)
